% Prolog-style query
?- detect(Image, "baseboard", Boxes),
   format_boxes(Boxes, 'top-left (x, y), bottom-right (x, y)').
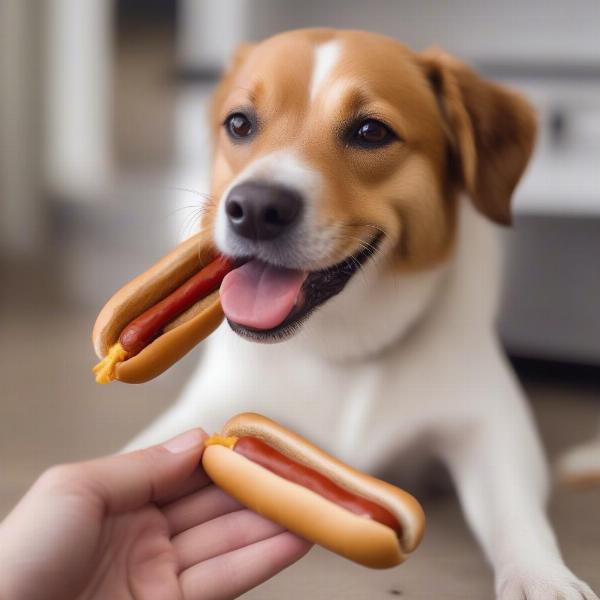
top-left (509, 354), bottom-right (600, 389)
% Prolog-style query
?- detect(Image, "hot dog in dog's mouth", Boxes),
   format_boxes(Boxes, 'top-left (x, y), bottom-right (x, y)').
top-left (93, 231), bottom-right (382, 383)
top-left (93, 246), bottom-right (236, 383)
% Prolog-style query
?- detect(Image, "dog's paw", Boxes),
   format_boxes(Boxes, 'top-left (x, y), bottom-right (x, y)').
top-left (556, 438), bottom-right (600, 488)
top-left (497, 563), bottom-right (598, 600)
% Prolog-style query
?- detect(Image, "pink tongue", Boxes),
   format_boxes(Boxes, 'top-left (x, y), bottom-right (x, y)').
top-left (220, 260), bottom-right (306, 330)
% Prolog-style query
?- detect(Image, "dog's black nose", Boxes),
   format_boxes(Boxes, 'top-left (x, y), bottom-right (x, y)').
top-left (225, 182), bottom-right (302, 241)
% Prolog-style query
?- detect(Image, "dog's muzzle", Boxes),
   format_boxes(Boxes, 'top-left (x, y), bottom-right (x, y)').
top-left (217, 180), bottom-right (382, 342)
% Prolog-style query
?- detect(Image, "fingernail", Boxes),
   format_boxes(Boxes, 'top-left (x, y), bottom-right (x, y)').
top-left (163, 429), bottom-right (204, 454)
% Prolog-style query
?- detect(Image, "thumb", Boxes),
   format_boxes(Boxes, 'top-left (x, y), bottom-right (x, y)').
top-left (72, 428), bottom-right (207, 513)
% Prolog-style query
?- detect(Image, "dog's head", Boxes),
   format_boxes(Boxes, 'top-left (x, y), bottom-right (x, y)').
top-left (203, 29), bottom-right (536, 343)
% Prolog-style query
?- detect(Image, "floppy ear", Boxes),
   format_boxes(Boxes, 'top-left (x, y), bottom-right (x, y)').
top-left (418, 49), bottom-right (537, 225)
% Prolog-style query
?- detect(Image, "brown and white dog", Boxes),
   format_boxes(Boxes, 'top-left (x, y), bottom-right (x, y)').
top-left (129, 29), bottom-right (598, 599)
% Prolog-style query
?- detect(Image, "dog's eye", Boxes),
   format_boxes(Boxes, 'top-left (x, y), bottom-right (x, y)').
top-left (225, 113), bottom-right (253, 140)
top-left (351, 119), bottom-right (396, 148)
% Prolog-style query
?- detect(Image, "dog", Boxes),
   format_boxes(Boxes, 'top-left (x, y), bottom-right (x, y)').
top-left (128, 29), bottom-right (597, 599)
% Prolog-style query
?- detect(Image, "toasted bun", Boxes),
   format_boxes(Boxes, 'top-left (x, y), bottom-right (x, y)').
top-left (202, 413), bottom-right (425, 568)
top-left (92, 231), bottom-right (224, 383)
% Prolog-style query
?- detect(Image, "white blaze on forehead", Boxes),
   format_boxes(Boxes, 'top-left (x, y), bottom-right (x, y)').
top-left (310, 41), bottom-right (341, 101)
top-left (229, 150), bottom-right (321, 193)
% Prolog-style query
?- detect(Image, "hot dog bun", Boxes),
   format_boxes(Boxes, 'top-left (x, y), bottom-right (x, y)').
top-left (113, 291), bottom-right (223, 383)
top-left (92, 231), bottom-right (223, 383)
top-left (202, 413), bottom-right (425, 568)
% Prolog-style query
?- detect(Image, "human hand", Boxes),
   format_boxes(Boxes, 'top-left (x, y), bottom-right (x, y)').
top-left (0, 429), bottom-right (311, 600)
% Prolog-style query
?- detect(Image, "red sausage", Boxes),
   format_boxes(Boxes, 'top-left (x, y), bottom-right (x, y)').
top-left (233, 436), bottom-right (402, 534)
top-left (119, 255), bottom-right (235, 355)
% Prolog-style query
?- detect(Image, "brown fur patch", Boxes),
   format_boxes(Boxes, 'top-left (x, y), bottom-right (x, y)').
top-left (207, 29), bottom-right (536, 274)
top-left (418, 48), bottom-right (537, 225)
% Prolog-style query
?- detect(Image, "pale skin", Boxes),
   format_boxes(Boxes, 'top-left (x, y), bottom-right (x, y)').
top-left (0, 429), bottom-right (311, 600)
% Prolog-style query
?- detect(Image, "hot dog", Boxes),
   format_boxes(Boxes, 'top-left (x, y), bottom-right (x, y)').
top-left (92, 232), bottom-right (235, 384)
top-left (203, 413), bottom-right (425, 568)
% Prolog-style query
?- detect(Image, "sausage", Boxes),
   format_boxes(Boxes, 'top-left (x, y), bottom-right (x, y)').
top-left (119, 255), bottom-right (235, 355)
top-left (233, 436), bottom-right (401, 533)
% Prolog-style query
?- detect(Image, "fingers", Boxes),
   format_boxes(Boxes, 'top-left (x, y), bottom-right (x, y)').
top-left (180, 532), bottom-right (312, 600)
top-left (173, 509), bottom-right (285, 570)
top-left (40, 429), bottom-right (207, 514)
top-left (156, 468), bottom-right (212, 506)
top-left (163, 484), bottom-right (243, 536)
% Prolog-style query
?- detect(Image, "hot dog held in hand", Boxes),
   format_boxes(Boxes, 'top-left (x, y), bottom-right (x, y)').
top-left (203, 413), bottom-right (425, 569)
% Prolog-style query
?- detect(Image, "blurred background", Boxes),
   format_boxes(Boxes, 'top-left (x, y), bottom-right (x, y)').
top-left (1, 1), bottom-right (599, 597)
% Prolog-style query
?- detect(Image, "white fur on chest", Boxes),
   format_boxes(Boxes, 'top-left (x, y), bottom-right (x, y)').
top-left (166, 202), bottom-right (503, 471)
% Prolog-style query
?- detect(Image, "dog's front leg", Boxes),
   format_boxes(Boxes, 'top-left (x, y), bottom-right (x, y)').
top-left (122, 360), bottom-right (236, 452)
top-left (437, 341), bottom-right (597, 600)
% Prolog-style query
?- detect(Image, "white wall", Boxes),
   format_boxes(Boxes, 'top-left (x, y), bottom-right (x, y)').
top-left (44, 0), bottom-right (114, 201)
top-left (177, 0), bottom-right (600, 68)
top-left (178, 0), bottom-right (250, 72)
top-left (0, 0), bottom-right (44, 258)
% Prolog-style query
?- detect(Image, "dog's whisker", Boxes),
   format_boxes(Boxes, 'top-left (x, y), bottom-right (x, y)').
top-left (164, 186), bottom-right (216, 240)
top-left (164, 205), bottom-right (209, 220)
top-left (340, 222), bottom-right (390, 243)
top-left (342, 224), bottom-right (390, 250)
top-left (177, 207), bottom-right (209, 241)
top-left (332, 233), bottom-right (379, 288)
top-left (167, 186), bottom-right (215, 201)
top-left (335, 233), bottom-right (383, 265)
top-left (335, 233), bottom-right (386, 286)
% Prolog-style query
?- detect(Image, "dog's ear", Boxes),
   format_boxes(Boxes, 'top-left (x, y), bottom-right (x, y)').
top-left (417, 49), bottom-right (537, 225)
